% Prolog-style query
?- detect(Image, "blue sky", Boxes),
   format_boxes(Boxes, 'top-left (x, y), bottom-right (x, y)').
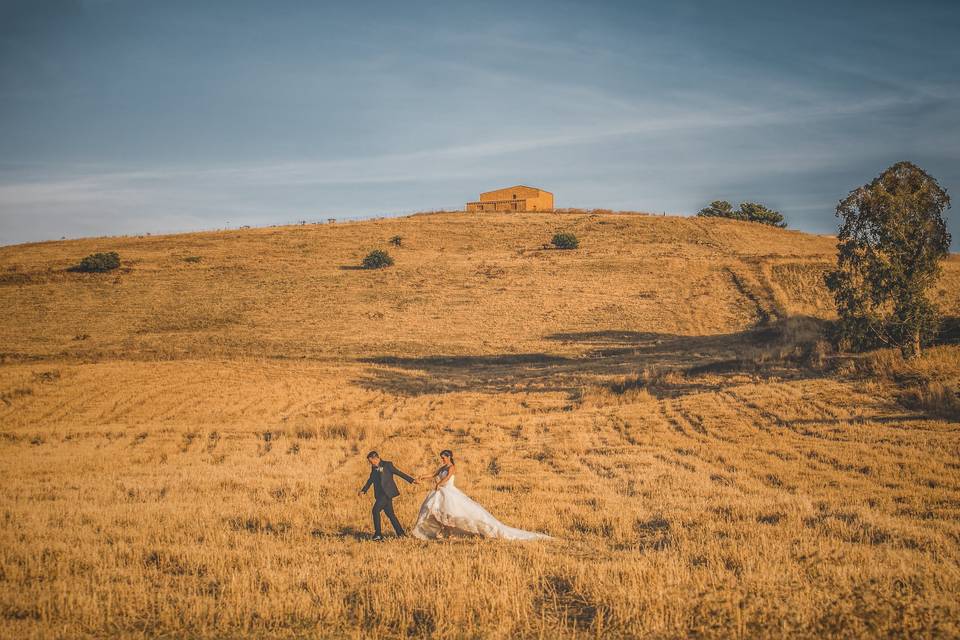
top-left (1, 0), bottom-right (958, 247)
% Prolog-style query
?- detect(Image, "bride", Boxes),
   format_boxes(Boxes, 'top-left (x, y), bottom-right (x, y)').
top-left (411, 449), bottom-right (551, 541)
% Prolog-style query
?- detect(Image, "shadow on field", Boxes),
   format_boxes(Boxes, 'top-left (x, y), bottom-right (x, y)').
top-left (938, 316), bottom-right (960, 344)
top-left (311, 526), bottom-right (368, 540)
top-left (355, 316), bottom-right (831, 397)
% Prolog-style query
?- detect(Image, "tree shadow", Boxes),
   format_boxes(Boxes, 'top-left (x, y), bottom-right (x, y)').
top-left (357, 353), bottom-right (581, 396)
top-left (938, 316), bottom-right (960, 345)
top-left (355, 317), bottom-right (829, 398)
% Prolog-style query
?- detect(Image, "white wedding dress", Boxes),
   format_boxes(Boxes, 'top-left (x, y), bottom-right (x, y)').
top-left (411, 469), bottom-right (551, 541)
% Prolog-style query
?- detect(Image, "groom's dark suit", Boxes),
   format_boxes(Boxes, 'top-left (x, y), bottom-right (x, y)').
top-left (361, 460), bottom-right (414, 537)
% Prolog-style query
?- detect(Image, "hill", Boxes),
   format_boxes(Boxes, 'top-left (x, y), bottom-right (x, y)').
top-left (1, 210), bottom-right (959, 638)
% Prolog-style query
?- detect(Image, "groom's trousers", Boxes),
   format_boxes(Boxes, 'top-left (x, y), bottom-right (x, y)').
top-left (372, 495), bottom-right (405, 537)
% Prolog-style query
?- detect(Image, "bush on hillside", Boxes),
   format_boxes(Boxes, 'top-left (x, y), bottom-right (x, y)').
top-left (68, 252), bottom-right (120, 273)
top-left (361, 250), bottom-right (394, 269)
top-left (389, 235), bottom-right (403, 247)
top-left (900, 382), bottom-right (960, 420)
top-left (551, 232), bottom-right (579, 250)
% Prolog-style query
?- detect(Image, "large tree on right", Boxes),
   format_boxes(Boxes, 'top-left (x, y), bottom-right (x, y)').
top-left (826, 161), bottom-right (951, 358)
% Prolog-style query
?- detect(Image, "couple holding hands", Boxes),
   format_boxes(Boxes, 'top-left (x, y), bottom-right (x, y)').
top-left (359, 449), bottom-right (551, 541)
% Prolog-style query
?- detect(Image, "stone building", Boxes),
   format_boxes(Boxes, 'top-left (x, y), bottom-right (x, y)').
top-left (466, 185), bottom-right (553, 212)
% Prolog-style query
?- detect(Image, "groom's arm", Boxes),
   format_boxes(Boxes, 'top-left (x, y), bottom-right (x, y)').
top-left (359, 471), bottom-right (374, 494)
top-left (390, 463), bottom-right (415, 484)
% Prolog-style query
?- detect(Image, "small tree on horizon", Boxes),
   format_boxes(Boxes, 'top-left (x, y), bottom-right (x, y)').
top-left (825, 161), bottom-right (951, 358)
top-left (737, 202), bottom-right (786, 228)
top-left (696, 200), bottom-right (786, 227)
top-left (696, 200), bottom-right (735, 219)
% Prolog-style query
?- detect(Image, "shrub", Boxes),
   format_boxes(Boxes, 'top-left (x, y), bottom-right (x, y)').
top-left (183, 256), bottom-right (202, 263)
top-left (361, 250), bottom-right (394, 269)
top-left (551, 232), bottom-right (579, 250)
top-left (68, 252), bottom-right (120, 273)
top-left (389, 235), bottom-right (402, 247)
top-left (900, 382), bottom-right (960, 420)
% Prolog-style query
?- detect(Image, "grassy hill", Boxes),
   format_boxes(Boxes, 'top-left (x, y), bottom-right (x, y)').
top-left (1, 210), bottom-right (959, 638)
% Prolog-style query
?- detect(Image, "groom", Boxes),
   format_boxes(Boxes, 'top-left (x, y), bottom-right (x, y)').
top-left (358, 451), bottom-right (416, 540)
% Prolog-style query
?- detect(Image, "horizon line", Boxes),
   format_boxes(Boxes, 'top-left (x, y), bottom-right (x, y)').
top-left (1, 207), bottom-right (842, 251)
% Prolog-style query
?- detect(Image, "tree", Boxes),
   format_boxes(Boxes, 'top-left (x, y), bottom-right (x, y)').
top-left (737, 202), bottom-right (786, 228)
top-left (696, 200), bottom-right (786, 227)
top-left (696, 200), bottom-right (735, 219)
top-left (825, 161), bottom-right (951, 358)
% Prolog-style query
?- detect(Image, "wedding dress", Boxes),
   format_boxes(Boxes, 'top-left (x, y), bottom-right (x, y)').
top-left (411, 469), bottom-right (551, 541)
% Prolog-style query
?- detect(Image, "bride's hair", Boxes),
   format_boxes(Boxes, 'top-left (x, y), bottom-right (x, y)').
top-left (440, 449), bottom-right (454, 464)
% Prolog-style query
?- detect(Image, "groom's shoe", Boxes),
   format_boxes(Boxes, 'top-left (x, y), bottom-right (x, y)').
top-left (372, 534), bottom-right (384, 541)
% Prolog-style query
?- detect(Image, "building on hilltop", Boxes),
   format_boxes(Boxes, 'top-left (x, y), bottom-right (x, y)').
top-left (466, 186), bottom-right (553, 212)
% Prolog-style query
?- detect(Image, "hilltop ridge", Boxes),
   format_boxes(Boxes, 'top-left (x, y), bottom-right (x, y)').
top-left (0, 210), bottom-right (877, 364)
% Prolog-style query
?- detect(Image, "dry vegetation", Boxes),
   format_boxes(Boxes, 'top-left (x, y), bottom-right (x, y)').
top-left (1, 210), bottom-right (959, 639)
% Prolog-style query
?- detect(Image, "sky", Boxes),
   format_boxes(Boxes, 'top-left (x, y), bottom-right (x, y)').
top-left (1, 0), bottom-right (958, 247)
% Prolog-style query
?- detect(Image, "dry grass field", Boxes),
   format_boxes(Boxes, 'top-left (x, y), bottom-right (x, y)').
top-left (1, 210), bottom-right (959, 639)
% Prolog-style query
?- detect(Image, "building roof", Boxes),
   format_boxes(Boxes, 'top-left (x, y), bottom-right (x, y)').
top-left (479, 185), bottom-right (553, 197)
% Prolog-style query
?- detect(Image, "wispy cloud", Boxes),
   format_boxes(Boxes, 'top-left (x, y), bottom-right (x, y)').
top-left (2, 88), bottom-right (950, 245)
top-left (2, 87), bottom-right (942, 192)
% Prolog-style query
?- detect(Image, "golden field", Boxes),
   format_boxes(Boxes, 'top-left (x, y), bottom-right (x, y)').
top-left (1, 210), bottom-right (959, 639)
